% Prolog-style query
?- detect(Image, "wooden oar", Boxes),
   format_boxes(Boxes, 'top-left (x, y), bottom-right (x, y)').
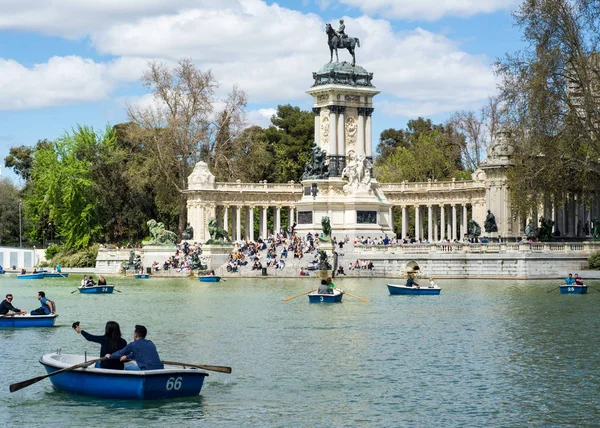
top-left (339, 290), bottom-right (369, 302)
top-left (282, 289), bottom-right (316, 302)
top-left (547, 286), bottom-right (561, 293)
top-left (70, 288), bottom-right (81, 294)
top-left (162, 360), bottom-right (232, 374)
top-left (10, 357), bottom-right (106, 393)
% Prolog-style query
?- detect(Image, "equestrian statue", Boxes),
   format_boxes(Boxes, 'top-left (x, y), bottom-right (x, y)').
top-left (326, 19), bottom-right (360, 66)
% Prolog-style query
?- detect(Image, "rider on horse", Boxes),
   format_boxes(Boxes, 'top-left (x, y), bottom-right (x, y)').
top-left (337, 19), bottom-right (347, 41)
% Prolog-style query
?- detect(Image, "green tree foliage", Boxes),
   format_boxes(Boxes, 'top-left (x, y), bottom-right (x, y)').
top-left (4, 140), bottom-right (52, 181)
top-left (26, 126), bottom-right (114, 249)
top-left (375, 131), bottom-right (466, 182)
top-left (495, 0), bottom-right (600, 217)
top-left (264, 105), bottom-right (314, 182)
top-left (0, 180), bottom-right (21, 245)
top-left (223, 126), bottom-right (274, 182)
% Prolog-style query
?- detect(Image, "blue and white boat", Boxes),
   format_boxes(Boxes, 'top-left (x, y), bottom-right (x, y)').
top-left (560, 284), bottom-right (588, 294)
top-left (0, 270), bottom-right (5, 274)
top-left (43, 272), bottom-right (69, 278)
top-left (387, 284), bottom-right (442, 295)
top-left (78, 285), bottom-right (114, 294)
top-left (308, 289), bottom-right (343, 303)
top-left (39, 353), bottom-right (209, 400)
top-left (199, 276), bottom-right (221, 283)
top-left (0, 314), bottom-right (58, 328)
top-left (134, 274), bottom-right (150, 279)
top-left (17, 273), bottom-right (45, 280)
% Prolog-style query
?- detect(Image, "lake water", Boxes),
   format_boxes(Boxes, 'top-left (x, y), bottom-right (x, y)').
top-left (1, 275), bottom-right (599, 427)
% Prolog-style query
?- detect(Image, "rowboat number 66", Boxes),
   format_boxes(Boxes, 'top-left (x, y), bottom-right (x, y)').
top-left (166, 377), bottom-right (182, 390)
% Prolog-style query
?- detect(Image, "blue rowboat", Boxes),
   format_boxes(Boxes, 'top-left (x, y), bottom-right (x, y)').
top-left (78, 285), bottom-right (114, 294)
top-left (40, 353), bottom-right (209, 400)
top-left (308, 289), bottom-right (343, 303)
top-left (560, 284), bottom-right (588, 294)
top-left (387, 284), bottom-right (442, 295)
top-left (199, 276), bottom-right (221, 283)
top-left (0, 314), bottom-right (58, 328)
top-left (0, 270), bottom-right (5, 274)
top-left (17, 273), bottom-right (45, 280)
top-left (134, 274), bottom-right (149, 279)
top-left (43, 273), bottom-right (69, 278)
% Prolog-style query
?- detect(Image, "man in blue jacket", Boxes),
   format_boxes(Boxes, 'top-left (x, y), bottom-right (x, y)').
top-left (564, 273), bottom-right (575, 285)
top-left (105, 325), bottom-right (164, 370)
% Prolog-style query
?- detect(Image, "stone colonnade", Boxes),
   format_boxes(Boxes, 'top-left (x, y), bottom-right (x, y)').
top-left (312, 105), bottom-right (374, 157)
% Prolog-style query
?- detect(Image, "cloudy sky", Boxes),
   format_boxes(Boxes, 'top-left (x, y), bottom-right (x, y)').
top-left (0, 0), bottom-right (524, 182)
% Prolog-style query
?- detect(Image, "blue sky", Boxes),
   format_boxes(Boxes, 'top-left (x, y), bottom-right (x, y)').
top-left (0, 0), bottom-right (525, 183)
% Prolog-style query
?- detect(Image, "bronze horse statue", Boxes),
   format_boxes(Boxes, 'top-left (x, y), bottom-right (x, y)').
top-left (326, 23), bottom-right (360, 66)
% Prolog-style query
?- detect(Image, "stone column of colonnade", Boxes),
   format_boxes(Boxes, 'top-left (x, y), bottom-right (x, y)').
top-left (391, 203), bottom-right (476, 242)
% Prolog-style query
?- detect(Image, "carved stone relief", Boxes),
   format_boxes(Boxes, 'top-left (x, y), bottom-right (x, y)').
top-left (345, 107), bottom-right (358, 152)
top-left (317, 94), bottom-right (329, 103)
top-left (345, 94), bottom-right (361, 103)
top-left (320, 108), bottom-right (330, 148)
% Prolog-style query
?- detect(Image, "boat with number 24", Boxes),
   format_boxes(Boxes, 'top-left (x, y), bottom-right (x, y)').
top-left (39, 353), bottom-right (209, 399)
top-left (78, 285), bottom-right (115, 294)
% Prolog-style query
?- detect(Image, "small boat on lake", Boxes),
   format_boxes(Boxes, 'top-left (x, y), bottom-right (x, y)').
top-left (387, 284), bottom-right (442, 295)
top-left (43, 273), bottom-right (69, 278)
top-left (17, 273), bottom-right (45, 280)
top-left (308, 289), bottom-right (343, 303)
top-left (39, 353), bottom-right (209, 400)
top-left (560, 284), bottom-right (588, 294)
top-left (0, 314), bottom-right (58, 328)
top-left (78, 285), bottom-right (114, 294)
top-left (199, 276), bottom-right (221, 283)
top-left (134, 274), bottom-right (150, 279)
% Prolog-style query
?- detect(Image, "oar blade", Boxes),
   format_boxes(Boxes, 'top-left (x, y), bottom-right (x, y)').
top-left (162, 360), bottom-right (232, 374)
top-left (10, 375), bottom-right (46, 392)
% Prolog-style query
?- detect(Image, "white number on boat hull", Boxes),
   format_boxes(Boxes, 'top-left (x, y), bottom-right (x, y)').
top-left (102, 288), bottom-right (108, 292)
top-left (166, 376), bottom-right (182, 390)
top-left (568, 287), bottom-right (574, 292)
top-left (320, 296), bottom-right (324, 302)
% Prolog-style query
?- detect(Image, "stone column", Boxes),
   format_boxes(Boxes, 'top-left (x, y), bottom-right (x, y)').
top-left (433, 206), bottom-right (439, 242)
top-left (427, 205), bottom-right (433, 242)
top-left (235, 206), bottom-right (242, 241)
top-left (440, 205), bottom-right (445, 241)
top-left (313, 108), bottom-right (321, 147)
top-left (223, 206), bottom-right (229, 232)
top-left (329, 106), bottom-right (337, 155)
top-left (462, 204), bottom-right (468, 240)
top-left (357, 108), bottom-right (366, 156)
top-left (401, 206), bottom-right (407, 240)
top-left (289, 207), bottom-right (295, 230)
top-left (365, 108), bottom-right (374, 157)
top-left (337, 106), bottom-right (345, 156)
top-left (261, 206), bottom-right (268, 239)
top-left (274, 206), bottom-right (281, 236)
top-left (452, 205), bottom-right (457, 241)
top-left (574, 193), bottom-right (580, 237)
top-left (247, 206), bottom-right (254, 241)
top-left (414, 205), bottom-right (420, 241)
top-left (551, 202), bottom-right (556, 233)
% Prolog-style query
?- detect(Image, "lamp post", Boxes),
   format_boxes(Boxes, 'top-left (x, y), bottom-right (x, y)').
top-left (19, 200), bottom-right (22, 248)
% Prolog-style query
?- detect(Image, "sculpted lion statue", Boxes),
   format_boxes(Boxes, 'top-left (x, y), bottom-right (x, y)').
top-left (207, 218), bottom-right (229, 244)
top-left (144, 219), bottom-right (177, 246)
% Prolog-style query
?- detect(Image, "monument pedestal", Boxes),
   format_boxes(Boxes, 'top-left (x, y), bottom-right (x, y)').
top-left (141, 245), bottom-right (177, 269)
top-left (201, 244), bottom-right (234, 271)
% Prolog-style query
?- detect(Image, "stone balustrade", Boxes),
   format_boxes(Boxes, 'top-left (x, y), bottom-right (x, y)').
top-left (353, 242), bottom-right (600, 255)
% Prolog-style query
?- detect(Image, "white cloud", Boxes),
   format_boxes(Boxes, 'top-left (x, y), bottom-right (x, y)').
top-left (247, 108), bottom-right (276, 128)
top-left (337, 0), bottom-right (518, 21)
top-left (0, 1), bottom-right (498, 118)
top-left (0, 56), bottom-right (116, 110)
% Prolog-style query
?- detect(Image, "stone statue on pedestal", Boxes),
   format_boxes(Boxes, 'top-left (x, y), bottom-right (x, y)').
top-left (320, 216), bottom-right (332, 242)
top-left (468, 219), bottom-right (481, 238)
top-left (318, 250), bottom-right (332, 271)
top-left (206, 218), bottom-right (229, 244)
top-left (182, 223), bottom-right (194, 240)
top-left (341, 150), bottom-right (372, 195)
top-left (143, 220), bottom-right (177, 246)
top-left (302, 143), bottom-right (329, 180)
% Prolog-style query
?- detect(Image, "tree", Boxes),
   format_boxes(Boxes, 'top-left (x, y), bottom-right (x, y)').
top-left (225, 126), bottom-right (274, 182)
top-left (264, 105), bottom-right (314, 183)
top-left (127, 59), bottom-right (247, 234)
top-left (4, 140), bottom-right (52, 181)
top-left (0, 180), bottom-right (21, 245)
top-left (26, 126), bottom-right (112, 249)
top-left (447, 97), bottom-right (503, 171)
top-left (495, 0), bottom-right (600, 217)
